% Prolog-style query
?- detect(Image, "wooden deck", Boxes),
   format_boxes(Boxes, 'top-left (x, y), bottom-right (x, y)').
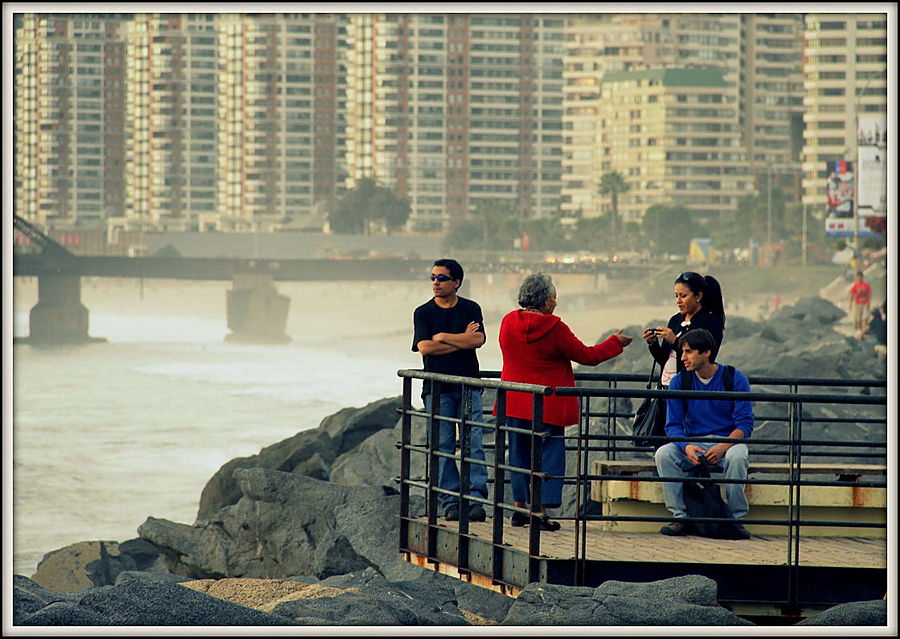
top-left (403, 513), bottom-right (888, 612)
top-left (426, 517), bottom-right (886, 569)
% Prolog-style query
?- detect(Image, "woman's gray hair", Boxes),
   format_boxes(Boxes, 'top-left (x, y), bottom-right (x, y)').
top-left (518, 272), bottom-right (555, 309)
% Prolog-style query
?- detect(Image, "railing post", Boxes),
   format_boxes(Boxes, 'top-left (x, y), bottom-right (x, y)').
top-left (527, 392), bottom-right (545, 584)
top-left (426, 381), bottom-right (441, 563)
top-left (491, 389), bottom-right (508, 585)
top-left (788, 385), bottom-right (804, 614)
top-left (457, 382), bottom-right (472, 573)
top-left (399, 376), bottom-right (413, 552)
top-left (574, 394), bottom-right (588, 586)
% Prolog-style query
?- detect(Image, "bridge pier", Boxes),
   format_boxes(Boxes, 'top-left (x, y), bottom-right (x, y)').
top-left (225, 273), bottom-right (291, 344)
top-left (25, 274), bottom-right (105, 345)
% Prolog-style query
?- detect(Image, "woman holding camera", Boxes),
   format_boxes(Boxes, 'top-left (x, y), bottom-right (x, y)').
top-left (643, 271), bottom-right (726, 388)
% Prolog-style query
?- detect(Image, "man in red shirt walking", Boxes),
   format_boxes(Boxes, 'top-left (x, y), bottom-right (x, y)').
top-left (849, 271), bottom-right (872, 338)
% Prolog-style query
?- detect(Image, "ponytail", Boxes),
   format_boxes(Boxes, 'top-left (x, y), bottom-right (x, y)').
top-left (701, 275), bottom-right (726, 326)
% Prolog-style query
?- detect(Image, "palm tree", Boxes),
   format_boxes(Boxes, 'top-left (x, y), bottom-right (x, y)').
top-left (599, 171), bottom-right (629, 238)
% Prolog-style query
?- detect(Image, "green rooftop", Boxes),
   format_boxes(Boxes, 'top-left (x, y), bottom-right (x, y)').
top-left (601, 67), bottom-right (727, 87)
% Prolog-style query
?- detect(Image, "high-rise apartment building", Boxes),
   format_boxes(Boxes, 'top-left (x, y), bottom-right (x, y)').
top-left (215, 13), bottom-right (349, 231)
top-left (800, 13), bottom-right (888, 214)
top-left (740, 14), bottom-right (805, 171)
top-left (598, 68), bottom-right (751, 223)
top-left (345, 14), bottom-right (565, 232)
top-left (562, 13), bottom-right (804, 221)
top-left (561, 14), bottom-right (672, 219)
top-left (124, 13), bottom-right (219, 229)
top-left (15, 14), bottom-right (130, 227)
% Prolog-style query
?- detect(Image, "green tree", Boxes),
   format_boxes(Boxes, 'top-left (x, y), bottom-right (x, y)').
top-left (599, 171), bottom-right (629, 238)
top-left (372, 185), bottom-right (412, 233)
top-left (329, 178), bottom-right (411, 234)
top-left (641, 204), bottom-right (695, 256)
top-left (521, 218), bottom-right (576, 252)
top-left (573, 217), bottom-right (607, 251)
top-left (711, 187), bottom-right (786, 251)
top-left (443, 219), bottom-right (483, 251)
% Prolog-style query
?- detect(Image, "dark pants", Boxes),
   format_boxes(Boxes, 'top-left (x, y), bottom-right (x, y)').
top-left (506, 416), bottom-right (564, 508)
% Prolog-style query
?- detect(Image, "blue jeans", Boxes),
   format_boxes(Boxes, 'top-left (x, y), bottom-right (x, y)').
top-left (654, 442), bottom-right (749, 519)
top-left (506, 416), bottom-right (565, 508)
top-left (423, 388), bottom-right (488, 512)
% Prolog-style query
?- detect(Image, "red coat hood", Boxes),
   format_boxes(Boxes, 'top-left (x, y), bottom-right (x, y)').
top-left (504, 309), bottom-right (562, 343)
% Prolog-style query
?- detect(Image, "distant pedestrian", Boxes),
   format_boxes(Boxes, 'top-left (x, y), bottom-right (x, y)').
top-left (849, 271), bottom-right (872, 339)
top-left (412, 258), bottom-right (488, 522)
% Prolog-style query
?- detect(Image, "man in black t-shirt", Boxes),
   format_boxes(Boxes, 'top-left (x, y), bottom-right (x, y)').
top-left (412, 258), bottom-right (488, 522)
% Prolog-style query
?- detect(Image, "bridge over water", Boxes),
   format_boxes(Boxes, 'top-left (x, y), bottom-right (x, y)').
top-left (13, 215), bottom-right (655, 344)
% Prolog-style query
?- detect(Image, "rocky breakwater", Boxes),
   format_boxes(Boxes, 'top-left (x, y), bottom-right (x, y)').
top-left (13, 296), bottom-right (889, 627)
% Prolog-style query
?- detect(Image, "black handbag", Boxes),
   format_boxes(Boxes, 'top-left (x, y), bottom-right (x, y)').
top-left (631, 360), bottom-right (667, 449)
top-left (683, 457), bottom-right (748, 540)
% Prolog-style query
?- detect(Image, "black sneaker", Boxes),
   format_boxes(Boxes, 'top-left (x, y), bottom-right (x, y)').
top-left (444, 504), bottom-right (460, 521)
top-left (467, 504), bottom-right (486, 522)
top-left (510, 512), bottom-right (529, 527)
top-left (537, 515), bottom-right (561, 532)
top-left (660, 521), bottom-right (692, 536)
top-left (732, 523), bottom-right (751, 540)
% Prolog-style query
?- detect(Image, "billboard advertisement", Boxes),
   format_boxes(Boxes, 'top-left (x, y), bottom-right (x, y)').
top-left (856, 115), bottom-right (887, 238)
top-left (824, 115), bottom-right (887, 239)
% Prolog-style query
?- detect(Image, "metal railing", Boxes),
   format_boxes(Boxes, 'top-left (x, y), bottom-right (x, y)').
top-left (396, 368), bottom-right (887, 610)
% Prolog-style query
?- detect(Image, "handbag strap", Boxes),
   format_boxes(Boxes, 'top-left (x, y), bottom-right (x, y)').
top-left (645, 359), bottom-right (658, 389)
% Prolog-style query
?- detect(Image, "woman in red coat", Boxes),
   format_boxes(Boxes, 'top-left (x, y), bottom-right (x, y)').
top-left (497, 273), bottom-right (633, 530)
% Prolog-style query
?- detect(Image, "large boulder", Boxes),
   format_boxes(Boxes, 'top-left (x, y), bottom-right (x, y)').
top-left (316, 567), bottom-right (514, 624)
top-left (271, 572), bottom-right (469, 625)
top-left (794, 599), bottom-right (887, 625)
top-left (197, 397), bottom-right (401, 521)
top-left (139, 468), bottom-right (426, 582)
top-left (501, 575), bottom-right (753, 626)
top-left (30, 538), bottom-right (168, 592)
top-left (14, 572), bottom-right (291, 626)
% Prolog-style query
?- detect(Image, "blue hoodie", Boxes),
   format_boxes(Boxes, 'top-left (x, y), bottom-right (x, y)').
top-left (665, 364), bottom-right (754, 452)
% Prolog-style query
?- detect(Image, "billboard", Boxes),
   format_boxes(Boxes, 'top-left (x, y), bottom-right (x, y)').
top-left (857, 115), bottom-right (887, 220)
top-left (824, 115), bottom-right (887, 239)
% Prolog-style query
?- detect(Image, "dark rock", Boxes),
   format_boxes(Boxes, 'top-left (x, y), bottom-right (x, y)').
top-left (794, 599), bottom-right (887, 625)
top-left (197, 397), bottom-right (401, 521)
top-left (721, 315), bottom-right (762, 340)
top-left (317, 566), bottom-right (388, 590)
top-left (140, 468), bottom-right (425, 582)
top-left (18, 601), bottom-right (110, 626)
top-left (451, 578), bottom-right (514, 623)
top-left (114, 570), bottom-right (190, 586)
top-left (75, 577), bottom-right (289, 626)
top-left (12, 575), bottom-right (82, 625)
top-left (759, 326), bottom-right (785, 342)
top-left (501, 575), bottom-right (753, 626)
top-left (271, 575), bottom-right (468, 625)
top-left (13, 574), bottom-right (290, 626)
top-left (31, 538), bottom-right (168, 592)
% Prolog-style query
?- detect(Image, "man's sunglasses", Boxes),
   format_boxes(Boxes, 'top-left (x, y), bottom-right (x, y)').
top-left (430, 274), bottom-right (453, 282)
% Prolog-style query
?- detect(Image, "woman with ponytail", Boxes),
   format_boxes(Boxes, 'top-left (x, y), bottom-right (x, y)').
top-left (642, 272), bottom-right (726, 388)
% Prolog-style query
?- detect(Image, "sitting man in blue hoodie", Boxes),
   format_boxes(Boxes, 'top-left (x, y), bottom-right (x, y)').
top-left (654, 328), bottom-right (754, 538)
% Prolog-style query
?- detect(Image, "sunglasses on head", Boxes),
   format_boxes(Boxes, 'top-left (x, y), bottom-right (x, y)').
top-left (676, 271), bottom-right (701, 283)
top-left (430, 274), bottom-right (453, 282)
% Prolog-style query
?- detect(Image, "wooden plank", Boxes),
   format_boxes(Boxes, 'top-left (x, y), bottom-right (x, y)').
top-left (422, 517), bottom-right (886, 570)
top-left (593, 460), bottom-right (887, 476)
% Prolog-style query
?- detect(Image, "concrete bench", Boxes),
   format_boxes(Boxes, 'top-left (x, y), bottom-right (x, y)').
top-left (590, 459), bottom-right (887, 537)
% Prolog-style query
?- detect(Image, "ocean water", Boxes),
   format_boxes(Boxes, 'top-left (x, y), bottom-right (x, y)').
top-left (9, 279), bottom-right (424, 577)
